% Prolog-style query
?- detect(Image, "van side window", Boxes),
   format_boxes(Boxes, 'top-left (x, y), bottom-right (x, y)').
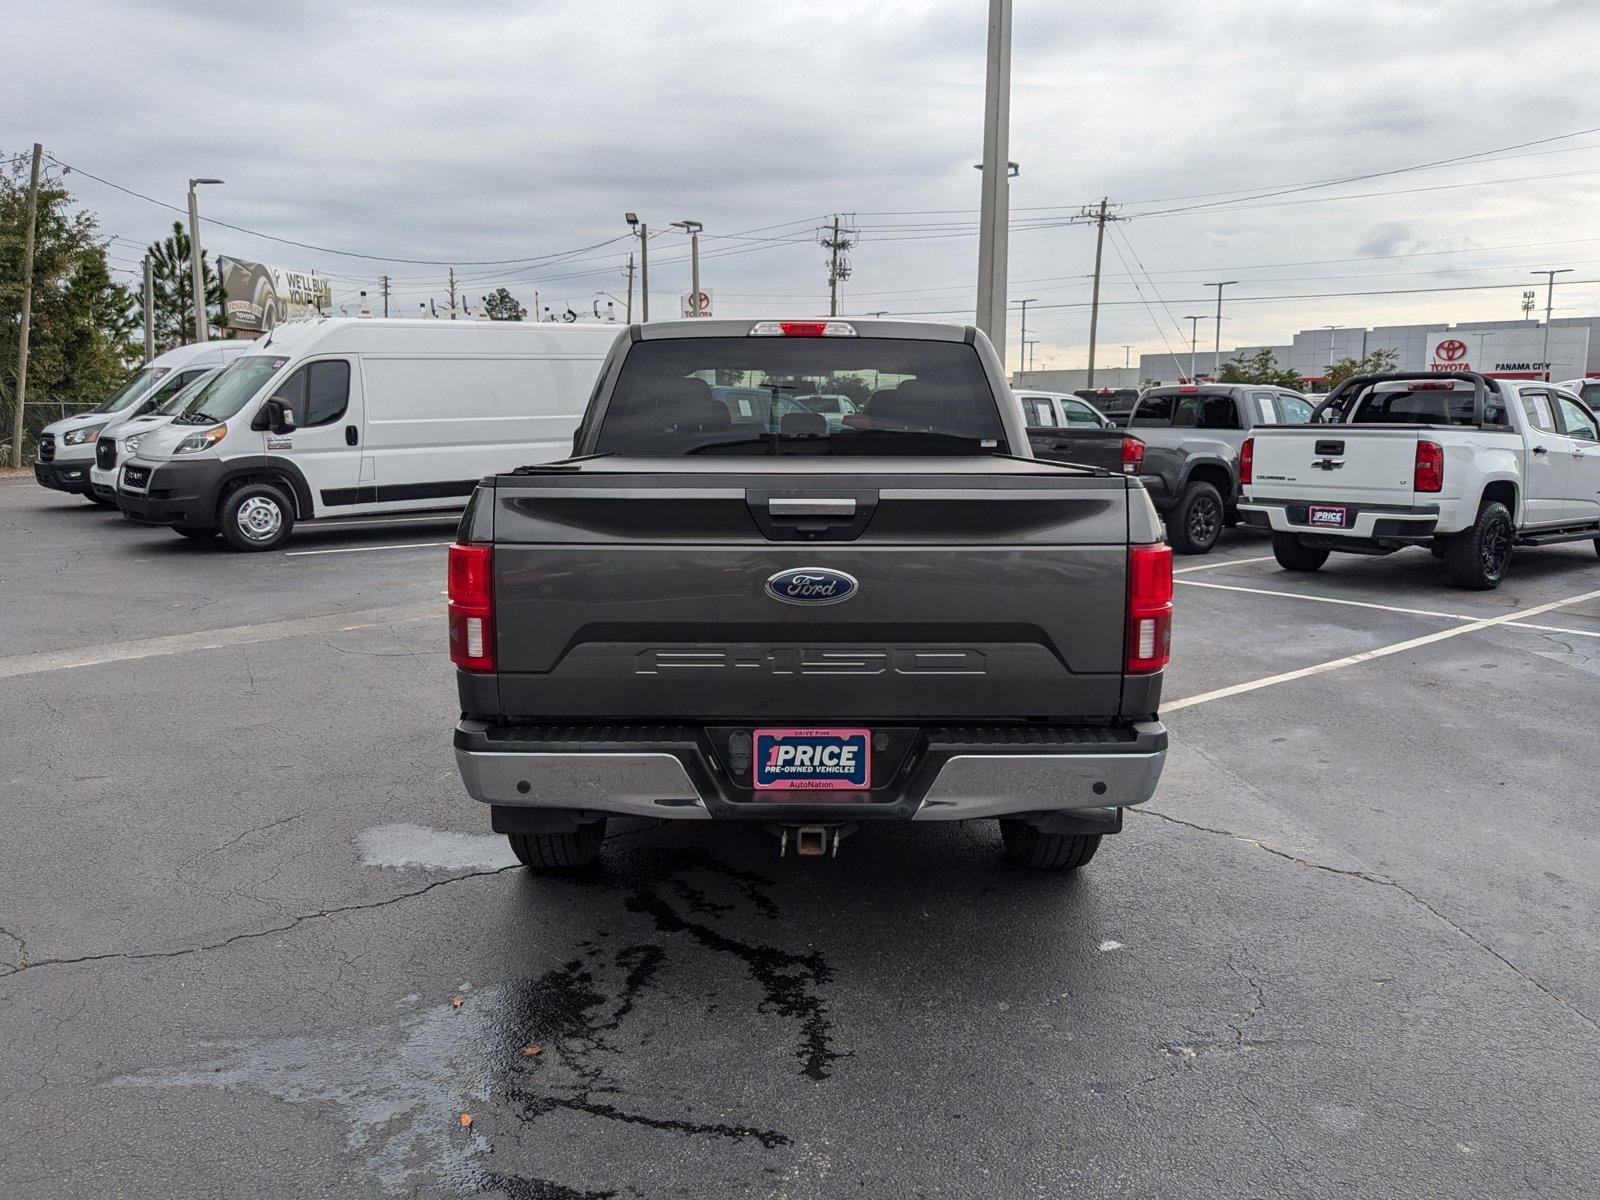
top-left (272, 361), bottom-right (351, 427)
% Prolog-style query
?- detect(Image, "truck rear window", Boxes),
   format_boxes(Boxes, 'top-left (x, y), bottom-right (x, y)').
top-left (1326, 384), bottom-right (1508, 427)
top-left (593, 338), bottom-right (1007, 456)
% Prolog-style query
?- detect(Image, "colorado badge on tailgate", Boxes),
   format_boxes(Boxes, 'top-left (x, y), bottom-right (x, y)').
top-left (752, 728), bottom-right (872, 791)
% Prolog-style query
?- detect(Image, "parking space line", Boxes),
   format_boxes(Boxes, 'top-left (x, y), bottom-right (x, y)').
top-left (1173, 555), bottom-right (1276, 575)
top-left (0, 601), bottom-right (440, 680)
top-left (1166, 585), bottom-right (1600, 712)
top-left (286, 541), bottom-right (451, 558)
top-left (1177, 578), bottom-right (1474, 621)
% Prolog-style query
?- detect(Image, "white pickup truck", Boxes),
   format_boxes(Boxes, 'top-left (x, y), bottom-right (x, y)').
top-left (1239, 371), bottom-right (1600, 589)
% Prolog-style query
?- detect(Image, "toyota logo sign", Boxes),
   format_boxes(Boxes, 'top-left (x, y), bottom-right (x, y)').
top-left (1436, 338), bottom-right (1468, 362)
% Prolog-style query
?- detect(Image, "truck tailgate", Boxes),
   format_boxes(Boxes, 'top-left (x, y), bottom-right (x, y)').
top-left (1250, 426), bottom-right (1421, 505)
top-left (485, 461), bottom-right (1132, 721)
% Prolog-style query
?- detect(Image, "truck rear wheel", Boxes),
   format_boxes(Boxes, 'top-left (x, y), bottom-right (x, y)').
top-left (1271, 532), bottom-right (1329, 572)
top-left (507, 819), bottom-right (607, 871)
top-left (1169, 481), bottom-right (1224, 555)
top-left (999, 821), bottom-right (1102, 870)
top-left (1445, 501), bottom-right (1513, 590)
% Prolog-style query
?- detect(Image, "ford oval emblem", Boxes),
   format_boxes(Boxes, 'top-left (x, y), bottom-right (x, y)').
top-left (765, 567), bottom-right (858, 606)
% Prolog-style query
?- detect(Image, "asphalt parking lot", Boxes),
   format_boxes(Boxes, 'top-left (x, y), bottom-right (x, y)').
top-left (2, 477), bottom-right (1598, 1199)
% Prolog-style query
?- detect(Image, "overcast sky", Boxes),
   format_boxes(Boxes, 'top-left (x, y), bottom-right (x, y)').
top-left (7, 0), bottom-right (1600, 374)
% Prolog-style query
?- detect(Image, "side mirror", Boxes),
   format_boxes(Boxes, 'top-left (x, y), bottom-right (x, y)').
top-left (274, 402), bottom-right (297, 435)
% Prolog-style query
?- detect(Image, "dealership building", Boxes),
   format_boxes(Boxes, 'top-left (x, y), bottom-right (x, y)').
top-left (1014, 315), bottom-right (1600, 393)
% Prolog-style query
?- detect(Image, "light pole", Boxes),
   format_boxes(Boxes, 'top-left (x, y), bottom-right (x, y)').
top-left (1205, 280), bottom-right (1237, 379)
top-left (187, 177), bottom-right (223, 342)
top-left (974, 0), bottom-right (1013, 350)
top-left (1122, 345), bottom-right (1133, 371)
top-left (1531, 268), bottom-right (1573, 380)
top-left (1013, 297), bottom-right (1038, 377)
top-left (673, 220), bottom-right (704, 316)
top-left (1184, 316), bottom-right (1205, 383)
top-left (1024, 337), bottom-right (1039, 376)
top-left (1322, 325), bottom-right (1339, 389)
top-left (625, 213), bottom-right (649, 321)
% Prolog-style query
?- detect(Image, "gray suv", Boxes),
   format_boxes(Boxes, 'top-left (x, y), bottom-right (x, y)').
top-left (1129, 384), bottom-right (1313, 553)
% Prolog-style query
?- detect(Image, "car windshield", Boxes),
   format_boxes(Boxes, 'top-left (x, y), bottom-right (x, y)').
top-left (173, 355), bottom-right (290, 425)
top-left (88, 367), bottom-right (167, 415)
top-left (155, 370), bottom-right (219, 416)
top-left (593, 336), bottom-right (1006, 456)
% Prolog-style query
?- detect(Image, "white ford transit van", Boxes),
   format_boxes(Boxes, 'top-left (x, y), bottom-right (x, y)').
top-left (117, 318), bottom-right (618, 550)
top-left (36, 340), bottom-right (253, 504)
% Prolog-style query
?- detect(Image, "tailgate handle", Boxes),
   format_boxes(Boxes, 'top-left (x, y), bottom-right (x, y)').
top-left (1314, 440), bottom-right (1345, 456)
top-left (767, 497), bottom-right (857, 517)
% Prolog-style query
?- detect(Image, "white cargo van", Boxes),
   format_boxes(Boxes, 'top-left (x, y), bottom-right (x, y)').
top-left (88, 368), bottom-right (222, 502)
top-left (35, 340), bottom-right (253, 504)
top-left (117, 318), bottom-right (619, 550)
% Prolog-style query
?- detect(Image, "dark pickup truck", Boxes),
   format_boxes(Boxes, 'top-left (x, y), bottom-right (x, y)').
top-left (450, 318), bottom-right (1171, 873)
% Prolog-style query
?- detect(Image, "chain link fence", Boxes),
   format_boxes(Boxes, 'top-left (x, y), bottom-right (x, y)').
top-left (1, 399), bottom-right (101, 465)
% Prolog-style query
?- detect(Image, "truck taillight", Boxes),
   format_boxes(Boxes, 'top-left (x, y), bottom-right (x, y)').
top-left (1414, 440), bottom-right (1444, 493)
top-left (448, 543), bottom-right (494, 672)
top-left (1121, 436), bottom-right (1145, 474)
top-left (748, 321), bottom-right (858, 338)
top-left (1239, 437), bottom-right (1254, 486)
top-left (1127, 543), bottom-right (1173, 675)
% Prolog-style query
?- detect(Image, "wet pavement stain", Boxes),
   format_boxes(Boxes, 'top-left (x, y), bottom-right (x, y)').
top-left (110, 847), bottom-right (834, 1194)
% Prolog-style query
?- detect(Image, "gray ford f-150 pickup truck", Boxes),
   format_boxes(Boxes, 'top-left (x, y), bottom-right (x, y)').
top-left (450, 318), bottom-right (1171, 872)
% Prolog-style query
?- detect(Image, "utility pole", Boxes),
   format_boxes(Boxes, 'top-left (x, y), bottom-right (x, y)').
top-left (623, 254), bottom-right (635, 324)
top-left (447, 268), bottom-right (459, 319)
top-left (142, 254), bottom-right (155, 361)
top-left (1184, 316), bottom-right (1204, 383)
top-left (819, 216), bottom-right (855, 316)
top-left (1322, 325), bottom-right (1338, 384)
top-left (1076, 197), bottom-right (1125, 388)
top-left (1024, 337), bottom-right (1039, 375)
top-left (1531, 268), bottom-right (1573, 380)
top-left (625, 214), bottom-right (649, 321)
top-left (1122, 345), bottom-right (1133, 370)
top-left (1205, 281), bottom-right (1237, 379)
top-left (381, 275), bottom-right (390, 318)
top-left (10, 142), bottom-right (42, 468)
top-left (974, 0), bottom-right (1012, 349)
top-left (673, 220), bottom-right (704, 316)
top-left (1014, 297), bottom-right (1038, 378)
top-left (186, 177), bottom-right (223, 342)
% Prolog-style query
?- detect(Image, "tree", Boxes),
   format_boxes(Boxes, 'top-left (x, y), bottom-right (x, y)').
top-left (1325, 347), bottom-right (1400, 386)
top-left (824, 375), bottom-right (871, 404)
top-left (481, 286), bottom-right (526, 321)
top-left (1, 157), bottom-right (138, 456)
top-left (138, 221), bottom-right (224, 350)
top-left (1216, 347), bottom-right (1303, 389)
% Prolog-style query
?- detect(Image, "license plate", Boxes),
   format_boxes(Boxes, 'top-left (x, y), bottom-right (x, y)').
top-left (752, 728), bottom-right (871, 791)
top-left (1308, 505), bottom-right (1349, 529)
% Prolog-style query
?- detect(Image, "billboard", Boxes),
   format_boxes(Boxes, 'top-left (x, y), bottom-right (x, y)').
top-left (219, 257), bottom-right (333, 332)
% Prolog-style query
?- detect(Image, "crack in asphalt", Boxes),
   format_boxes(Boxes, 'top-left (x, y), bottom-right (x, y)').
top-left (1132, 806), bottom-right (1600, 1035)
top-left (0, 866), bottom-right (521, 979)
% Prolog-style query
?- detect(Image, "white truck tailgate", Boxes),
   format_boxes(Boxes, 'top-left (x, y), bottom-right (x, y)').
top-left (1250, 427), bottom-right (1421, 505)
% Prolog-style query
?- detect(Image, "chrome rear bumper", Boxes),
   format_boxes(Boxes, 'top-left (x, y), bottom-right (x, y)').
top-left (454, 720), bottom-right (1166, 822)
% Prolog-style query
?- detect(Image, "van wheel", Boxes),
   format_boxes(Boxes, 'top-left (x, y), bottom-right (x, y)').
top-left (1445, 501), bottom-right (1513, 590)
top-left (219, 481), bottom-right (296, 552)
top-left (1272, 532), bottom-right (1329, 572)
top-left (174, 526), bottom-right (218, 541)
top-left (1169, 481), bottom-right (1224, 555)
top-left (999, 821), bottom-right (1102, 870)
top-left (507, 820), bottom-right (607, 871)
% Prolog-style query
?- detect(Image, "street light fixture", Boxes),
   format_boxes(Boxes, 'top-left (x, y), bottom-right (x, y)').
top-left (1012, 297), bottom-right (1038, 377)
top-left (672, 220), bottom-right (704, 316)
top-left (625, 213), bottom-right (649, 321)
top-left (187, 177), bottom-right (223, 343)
top-left (1205, 280), bottom-right (1237, 379)
top-left (1531, 268), bottom-right (1573, 380)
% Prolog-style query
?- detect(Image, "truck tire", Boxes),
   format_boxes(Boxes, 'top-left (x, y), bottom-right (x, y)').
top-left (174, 526), bottom-right (218, 541)
top-left (1271, 532), bottom-right (1329, 572)
top-left (1445, 501), bottom-right (1513, 590)
top-left (218, 480), bottom-right (296, 552)
top-left (999, 821), bottom-right (1102, 870)
top-left (507, 820), bottom-right (607, 871)
top-left (1593, 538), bottom-right (1600, 558)
top-left (1168, 481), bottom-right (1224, 555)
